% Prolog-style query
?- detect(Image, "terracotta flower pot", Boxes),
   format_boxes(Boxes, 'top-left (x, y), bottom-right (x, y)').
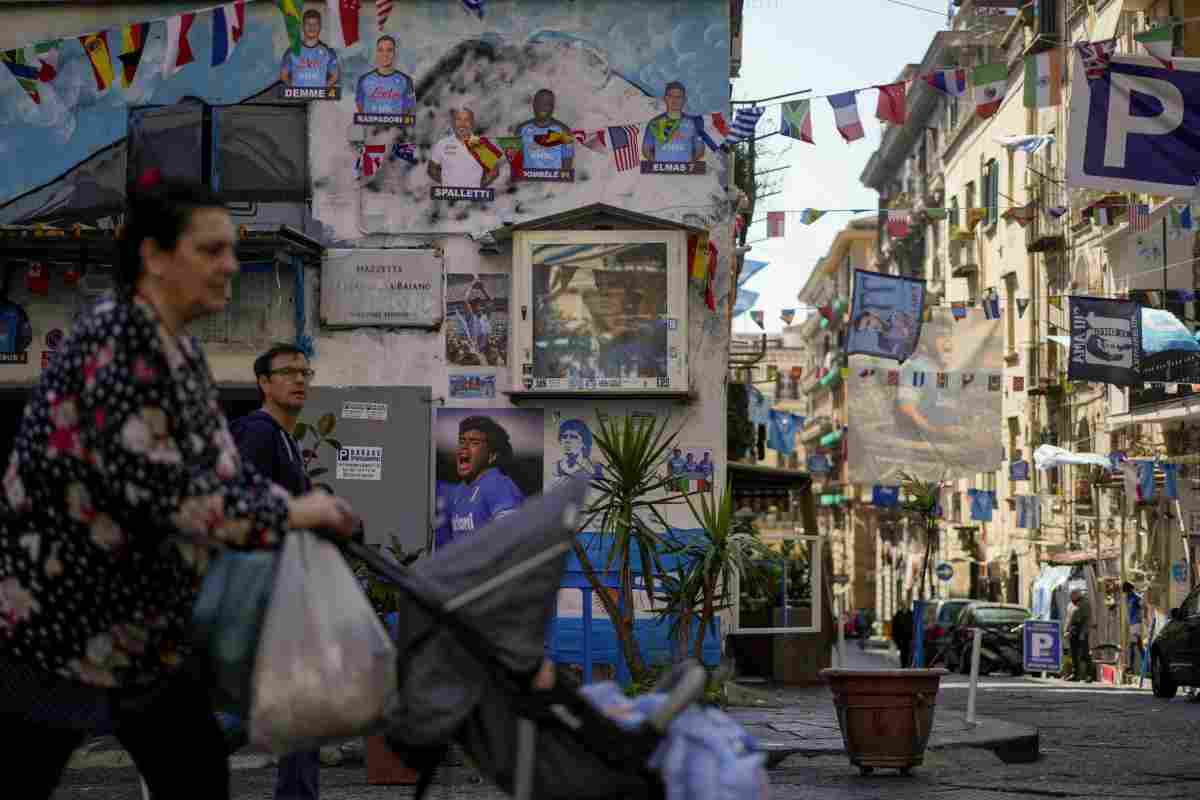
top-left (366, 735), bottom-right (419, 785)
top-left (819, 668), bottom-right (947, 776)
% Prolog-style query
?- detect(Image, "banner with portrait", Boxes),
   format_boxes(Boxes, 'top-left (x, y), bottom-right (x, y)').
top-left (846, 308), bottom-right (1004, 484)
top-left (845, 269), bottom-right (926, 364)
top-left (1068, 296), bottom-right (1141, 386)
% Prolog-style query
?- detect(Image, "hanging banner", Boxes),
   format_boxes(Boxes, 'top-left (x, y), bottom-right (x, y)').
top-left (1067, 54), bottom-right (1200, 197)
top-left (1138, 306), bottom-right (1200, 382)
top-left (845, 269), bottom-right (925, 364)
top-left (1068, 296), bottom-right (1141, 386)
top-left (846, 308), bottom-right (1003, 484)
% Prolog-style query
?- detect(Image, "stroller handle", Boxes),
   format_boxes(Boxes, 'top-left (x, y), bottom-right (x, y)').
top-left (646, 660), bottom-right (708, 735)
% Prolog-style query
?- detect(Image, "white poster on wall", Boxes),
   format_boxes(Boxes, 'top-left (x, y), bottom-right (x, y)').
top-left (320, 248), bottom-right (444, 328)
top-left (336, 445), bottom-right (384, 481)
top-left (342, 401), bottom-right (389, 421)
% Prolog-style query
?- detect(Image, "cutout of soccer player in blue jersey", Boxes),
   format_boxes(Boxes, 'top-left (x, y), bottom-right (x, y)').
top-left (435, 416), bottom-right (525, 548)
top-left (279, 9), bottom-right (339, 89)
top-left (641, 81), bottom-right (705, 164)
top-left (514, 89), bottom-right (574, 178)
top-left (355, 35), bottom-right (415, 116)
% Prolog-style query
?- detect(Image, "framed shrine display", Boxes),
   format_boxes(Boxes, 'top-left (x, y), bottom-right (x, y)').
top-left (510, 230), bottom-right (688, 394)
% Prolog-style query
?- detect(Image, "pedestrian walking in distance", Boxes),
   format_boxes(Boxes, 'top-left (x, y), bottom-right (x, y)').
top-left (0, 178), bottom-right (358, 800)
top-left (230, 342), bottom-right (323, 800)
top-left (892, 605), bottom-right (914, 668)
top-left (1067, 588), bottom-right (1095, 683)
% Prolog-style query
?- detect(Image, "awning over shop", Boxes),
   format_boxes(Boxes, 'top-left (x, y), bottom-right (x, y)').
top-left (1046, 548), bottom-right (1120, 566)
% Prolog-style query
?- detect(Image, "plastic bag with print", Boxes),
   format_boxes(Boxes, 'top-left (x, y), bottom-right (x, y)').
top-left (249, 531), bottom-right (397, 753)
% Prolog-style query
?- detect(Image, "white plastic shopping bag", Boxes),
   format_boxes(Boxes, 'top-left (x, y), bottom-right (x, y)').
top-left (249, 531), bottom-right (397, 753)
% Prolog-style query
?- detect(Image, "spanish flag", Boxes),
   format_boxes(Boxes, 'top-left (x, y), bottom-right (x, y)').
top-left (118, 23), bottom-right (150, 88)
top-left (533, 130), bottom-right (572, 147)
top-left (496, 136), bottom-right (523, 179)
top-left (78, 32), bottom-right (115, 92)
top-left (277, 0), bottom-right (304, 56)
top-left (686, 231), bottom-right (709, 282)
top-left (466, 136), bottom-right (504, 173)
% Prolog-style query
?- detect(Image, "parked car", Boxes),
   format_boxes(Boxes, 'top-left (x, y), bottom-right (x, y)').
top-left (945, 602), bottom-right (1032, 675)
top-left (922, 599), bottom-right (972, 667)
top-left (1150, 585), bottom-right (1200, 699)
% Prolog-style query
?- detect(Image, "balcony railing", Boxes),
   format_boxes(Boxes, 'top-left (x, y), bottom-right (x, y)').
top-left (1026, 151), bottom-right (1066, 254)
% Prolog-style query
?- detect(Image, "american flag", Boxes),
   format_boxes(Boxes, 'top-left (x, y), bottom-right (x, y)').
top-left (607, 125), bottom-right (640, 172)
top-left (375, 0), bottom-right (392, 31)
top-left (1131, 203), bottom-right (1151, 231)
top-left (1076, 38), bottom-right (1118, 81)
top-left (461, 0), bottom-right (485, 18)
top-left (355, 143), bottom-right (386, 179)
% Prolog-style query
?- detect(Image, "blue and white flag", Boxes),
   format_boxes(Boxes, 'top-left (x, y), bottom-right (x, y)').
top-left (845, 269), bottom-right (926, 364)
top-left (461, 0), bottom-right (485, 18)
top-left (994, 134), bottom-right (1055, 154)
top-left (726, 106), bottom-right (764, 144)
top-left (983, 295), bottom-right (1000, 320)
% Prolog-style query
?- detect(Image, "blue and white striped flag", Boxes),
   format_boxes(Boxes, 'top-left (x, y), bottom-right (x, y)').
top-left (726, 106), bottom-right (765, 144)
top-left (983, 296), bottom-right (1000, 320)
top-left (461, 0), bottom-right (485, 18)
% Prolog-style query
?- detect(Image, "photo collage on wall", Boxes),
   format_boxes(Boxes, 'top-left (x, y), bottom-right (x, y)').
top-left (446, 272), bottom-right (509, 400)
top-left (277, 3), bottom-right (343, 101)
top-left (433, 407), bottom-right (543, 549)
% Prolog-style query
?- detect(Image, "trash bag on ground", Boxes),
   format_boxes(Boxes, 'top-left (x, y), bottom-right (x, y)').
top-left (249, 531), bottom-right (397, 753)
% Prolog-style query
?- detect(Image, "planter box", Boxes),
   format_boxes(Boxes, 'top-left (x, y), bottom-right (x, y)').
top-left (366, 735), bottom-right (419, 785)
top-left (820, 668), bottom-right (947, 776)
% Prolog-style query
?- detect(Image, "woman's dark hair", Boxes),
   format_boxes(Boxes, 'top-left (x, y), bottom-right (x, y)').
top-left (118, 179), bottom-right (226, 295)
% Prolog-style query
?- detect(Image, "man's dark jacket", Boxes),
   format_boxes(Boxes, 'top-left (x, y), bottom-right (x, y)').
top-left (229, 409), bottom-right (311, 496)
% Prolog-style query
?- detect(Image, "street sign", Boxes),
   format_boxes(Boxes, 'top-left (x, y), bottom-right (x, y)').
top-left (935, 562), bottom-right (954, 582)
top-left (1022, 620), bottom-right (1062, 673)
top-left (832, 574), bottom-right (850, 586)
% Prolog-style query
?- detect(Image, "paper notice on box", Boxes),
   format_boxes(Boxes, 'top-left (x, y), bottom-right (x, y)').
top-left (336, 446), bottom-right (383, 480)
top-left (342, 401), bottom-right (389, 421)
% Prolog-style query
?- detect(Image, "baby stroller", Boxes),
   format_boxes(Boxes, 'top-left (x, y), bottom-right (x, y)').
top-left (346, 476), bottom-right (763, 800)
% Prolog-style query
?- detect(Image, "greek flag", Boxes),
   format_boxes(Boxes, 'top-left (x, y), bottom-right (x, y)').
top-left (726, 106), bottom-right (764, 144)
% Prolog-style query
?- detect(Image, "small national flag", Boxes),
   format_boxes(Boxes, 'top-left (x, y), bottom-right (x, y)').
top-left (994, 134), bottom-right (1055, 154)
top-left (390, 141), bottom-right (417, 164)
top-left (1093, 205), bottom-right (1112, 226)
top-left (973, 63), bottom-right (1006, 119)
top-left (886, 210), bottom-right (910, 238)
top-left (276, 0), bottom-right (304, 56)
top-left (886, 370), bottom-right (900, 386)
top-left (213, 3), bottom-right (246, 67)
top-left (962, 373), bottom-right (976, 389)
top-left (1076, 38), bottom-right (1118, 80)
top-left (728, 106), bottom-right (765, 144)
top-left (78, 33), bottom-right (115, 92)
top-left (687, 232), bottom-right (710, 282)
top-left (164, 13), bottom-right (196, 76)
top-left (355, 143), bottom-right (386, 179)
top-left (988, 375), bottom-right (1002, 391)
top-left (780, 98), bottom-right (814, 144)
top-left (966, 207), bottom-right (987, 232)
top-left (1017, 298), bottom-right (1030, 318)
top-left (1131, 203), bottom-right (1152, 232)
top-left (376, 0), bottom-right (393, 30)
top-left (859, 368), bottom-right (876, 379)
top-left (1, 42), bottom-right (59, 105)
top-left (696, 112), bottom-right (731, 152)
top-left (1014, 376), bottom-right (1025, 392)
top-left (800, 208), bottom-right (824, 225)
top-left (572, 129), bottom-right (607, 153)
top-left (936, 372), bottom-right (948, 388)
top-left (912, 372), bottom-right (926, 387)
top-left (781, 308), bottom-right (796, 325)
top-left (534, 130), bottom-right (573, 147)
top-left (466, 136), bottom-right (504, 173)
top-left (118, 23), bottom-right (150, 88)
top-left (951, 302), bottom-right (967, 320)
top-left (983, 295), bottom-right (1001, 320)
top-left (876, 81), bottom-right (907, 125)
top-left (1135, 26), bottom-right (1174, 70)
top-left (495, 135), bottom-right (523, 178)
top-left (461, 0), bottom-right (486, 18)
top-left (1024, 50), bottom-right (1062, 108)
top-left (750, 310), bottom-right (764, 329)
top-left (767, 211), bottom-right (786, 238)
top-left (607, 125), bottom-right (640, 172)
top-left (1047, 205), bottom-right (1068, 219)
top-left (827, 91), bottom-right (864, 142)
top-left (327, 0), bottom-right (360, 48)
top-left (925, 207), bottom-right (948, 220)
top-left (924, 68), bottom-right (968, 97)
top-left (1171, 204), bottom-right (1193, 230)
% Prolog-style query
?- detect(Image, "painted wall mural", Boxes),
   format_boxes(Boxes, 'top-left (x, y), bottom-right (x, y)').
top-left (1, 0), bottom-right (731, 233)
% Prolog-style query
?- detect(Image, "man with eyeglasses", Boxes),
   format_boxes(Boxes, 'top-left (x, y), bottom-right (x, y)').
top-left (229, 342), bottom-right (322, 800)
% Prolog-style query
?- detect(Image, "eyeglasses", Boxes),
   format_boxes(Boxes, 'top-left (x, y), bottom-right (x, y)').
top-left (270, 367), bottom-right (316, 382)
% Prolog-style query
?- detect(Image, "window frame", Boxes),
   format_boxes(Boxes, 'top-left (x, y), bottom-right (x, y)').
top-left (733, 534), bottom-right (823, 635)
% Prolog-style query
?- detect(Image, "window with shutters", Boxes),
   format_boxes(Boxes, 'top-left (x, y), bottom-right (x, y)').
top-left (984, 159), bottom-right (999, 227)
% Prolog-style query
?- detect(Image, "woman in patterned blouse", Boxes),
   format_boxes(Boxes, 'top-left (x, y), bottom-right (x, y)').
top-left (0, 180), bottom-right (359, 798)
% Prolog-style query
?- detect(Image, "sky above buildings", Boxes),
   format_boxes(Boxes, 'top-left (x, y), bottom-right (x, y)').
top-left (731, 0), bottom-right (948, 334)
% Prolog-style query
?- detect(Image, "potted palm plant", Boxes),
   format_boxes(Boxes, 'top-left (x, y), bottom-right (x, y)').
top-left (820, 471), bottom-right (948, 777)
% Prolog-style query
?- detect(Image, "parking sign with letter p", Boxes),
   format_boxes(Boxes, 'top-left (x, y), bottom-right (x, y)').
top-left (1022, 620), bottom-right (1063, 673)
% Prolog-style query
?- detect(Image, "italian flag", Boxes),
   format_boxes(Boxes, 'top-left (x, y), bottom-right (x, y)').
top-left (973, 63), bottom-right (1006, 119)
top-left (1023, 50), bottom-right (1062, 109)
top-left (1135, 26), bottom-right (1174, 69)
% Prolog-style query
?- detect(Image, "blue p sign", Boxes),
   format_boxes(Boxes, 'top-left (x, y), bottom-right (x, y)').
top-left (1022, 620), bottom-right (1062, 673)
